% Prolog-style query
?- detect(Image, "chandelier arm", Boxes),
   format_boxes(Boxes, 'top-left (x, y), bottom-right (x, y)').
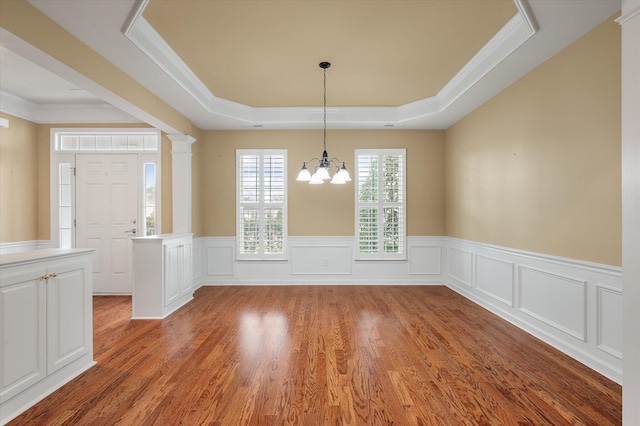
top-left (303, 157), bottom-right (322, 165)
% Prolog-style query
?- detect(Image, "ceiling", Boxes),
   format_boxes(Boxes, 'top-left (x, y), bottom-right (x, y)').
top-left (142, 0), bottom-right (516, 107)
top-left (0, 0), bottom-right (620, 131)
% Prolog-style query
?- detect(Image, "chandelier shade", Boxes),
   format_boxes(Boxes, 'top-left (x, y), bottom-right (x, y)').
top-left (296, 62), bottom-right (351, 185)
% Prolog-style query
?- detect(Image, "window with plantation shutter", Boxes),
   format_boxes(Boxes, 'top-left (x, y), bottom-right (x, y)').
top-left (355, 149), bottom-right (406, 260)
top-left (237, 150), bottom-right (287, 259)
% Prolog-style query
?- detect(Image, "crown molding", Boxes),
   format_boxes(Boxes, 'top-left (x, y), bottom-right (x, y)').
top-left (123, 0), bottom-right (537, 130)
top-left (616, 4), bottom-right (640, 25)
top-left (0, 90), bottom-right (142, 124)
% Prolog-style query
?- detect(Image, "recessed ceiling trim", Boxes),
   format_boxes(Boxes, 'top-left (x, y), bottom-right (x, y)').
top-left (253, 107), bottom-right (398, 128)
top-left (432, 11), bottom-right (535, 117)
top-left (124, 14), bottom-right (253, 123)
top-left (124, 0), bottom-right (537, 129)
top-left (0, 90), bottom-right (142, 124)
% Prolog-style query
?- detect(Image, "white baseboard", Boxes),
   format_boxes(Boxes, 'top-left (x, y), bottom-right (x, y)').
top-left (444, 238), bottom-right (622, 384)
top-left (0, 240), bottom-right (52, 255)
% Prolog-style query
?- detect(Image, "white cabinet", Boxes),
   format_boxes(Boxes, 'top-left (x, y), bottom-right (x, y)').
top-left (0, 249), bottom-right (95, 425)
top-left (132, 234), bottom-right (193, 319)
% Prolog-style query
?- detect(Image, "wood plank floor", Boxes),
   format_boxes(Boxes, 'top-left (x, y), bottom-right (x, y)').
top-left (9, 286), bottom-right (621, 425)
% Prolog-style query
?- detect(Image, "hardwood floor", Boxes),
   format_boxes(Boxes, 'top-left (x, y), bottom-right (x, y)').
top-left (9, 286), bottom-right (621, 425)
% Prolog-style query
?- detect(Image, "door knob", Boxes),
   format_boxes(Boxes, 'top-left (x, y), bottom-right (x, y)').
top-left (125, 228), bottom-right (137, 234)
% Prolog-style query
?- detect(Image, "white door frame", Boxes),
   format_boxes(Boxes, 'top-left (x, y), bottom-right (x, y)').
top-left (49, 128), bottom-right (162, 250)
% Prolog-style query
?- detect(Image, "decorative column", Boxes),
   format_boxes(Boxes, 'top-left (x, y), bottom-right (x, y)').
top-left (619, 1), bottom-right (640, 424)
top-left (168, 134), bottom-right (196, 235)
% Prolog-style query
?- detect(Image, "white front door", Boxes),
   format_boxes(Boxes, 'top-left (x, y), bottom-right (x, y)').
top-left (75, 154), bottom-right (138, 294)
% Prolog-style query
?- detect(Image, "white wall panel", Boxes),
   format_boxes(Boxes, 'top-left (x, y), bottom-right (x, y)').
top-left (205, 244), bottom-right (234, 276)
top-left (475, 254), bottom-right (514, 306)
top-left (409, 246), bottom-right (442, 275)
top-left (597, 285), bottom-right (623, 359)
top-left (447, 247), bottom-right (473, 286)
top-left (192, 241), bottom-right (203, 289)
top-left (291, 244), bottom-right (352, 275)
top-left (519, 266), bottom-right (586, 341)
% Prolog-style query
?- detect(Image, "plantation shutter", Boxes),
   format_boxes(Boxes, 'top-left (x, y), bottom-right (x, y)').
top-left (237, 150), bottom-right (287, 259)
top-left (355, 149), bottom-right (406, 260)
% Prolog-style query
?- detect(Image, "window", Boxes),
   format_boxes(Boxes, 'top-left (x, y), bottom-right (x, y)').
top-left (58, 163), bottom-right (73, 248)
top-left (355, 149), bottom-right (406, 259)
top-left (143, 163), bottom-right (157, 236)
top-left (57, 132), bottom-right (158, 151)
top-left (236, 150), bottom-right (287, 259)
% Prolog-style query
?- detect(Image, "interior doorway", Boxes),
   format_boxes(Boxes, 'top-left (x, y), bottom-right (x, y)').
top-left (50, 128), bottom-right (161, 295)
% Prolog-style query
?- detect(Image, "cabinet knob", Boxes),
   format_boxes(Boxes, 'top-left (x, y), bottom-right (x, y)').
top-left (40, 272), bottom-right (57, 280)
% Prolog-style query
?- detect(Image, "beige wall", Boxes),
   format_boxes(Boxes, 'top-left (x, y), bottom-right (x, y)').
top-left (0, 113), bottom-right (39, 243)
top-left (199, 130), bottom-right (445, 237)
top-left (160, 133), bottom-right (173, 234)
top-left (445, 17), bottom-right (621, 266)
top-left (190, 127), bottom-right (204, 238)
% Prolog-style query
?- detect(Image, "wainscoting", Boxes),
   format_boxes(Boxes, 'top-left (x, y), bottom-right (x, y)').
top-left (1, 236), bottom-right (622, 383)
top-left (193, 236), bottom-right (445, 287)
top-left (445, 238), bottom-right (622, 384)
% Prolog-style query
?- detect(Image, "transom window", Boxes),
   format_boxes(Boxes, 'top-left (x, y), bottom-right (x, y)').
top-left (57, 132), bottom-right (158, 151)
top-left (355, 149), bottom-right (406, 260)
top-left (236, 150), bottom-right (287, 260)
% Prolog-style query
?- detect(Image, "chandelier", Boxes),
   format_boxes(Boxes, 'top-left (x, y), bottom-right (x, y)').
top-left (296, 62), bottom-right (351, 185)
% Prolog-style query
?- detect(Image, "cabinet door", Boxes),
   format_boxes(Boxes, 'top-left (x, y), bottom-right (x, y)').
top-left (164, 244), bottom-right (180, 306)
top-left (179, 241), bottom-right (193, 297)
top-left (47, 259), bottom-right (90, 374)
top-left (0, 267), bottom-right (47, 403)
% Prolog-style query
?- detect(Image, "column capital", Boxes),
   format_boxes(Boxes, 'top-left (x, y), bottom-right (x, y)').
top-left (168, 134), bottom-right (196, 155)
top-left (167, 134), bottom-right (197, 145)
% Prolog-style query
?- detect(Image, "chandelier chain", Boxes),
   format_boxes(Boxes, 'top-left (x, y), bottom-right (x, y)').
top-left (323, 66), bottom-right (327, 153)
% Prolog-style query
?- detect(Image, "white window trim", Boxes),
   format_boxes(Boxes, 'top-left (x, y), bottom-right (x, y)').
top-left (50, 128), bottom-right (161, 248)
top-left (355, 148), bottom-right (407, 261)
top-left (236, 149), bottom-right (288, 261)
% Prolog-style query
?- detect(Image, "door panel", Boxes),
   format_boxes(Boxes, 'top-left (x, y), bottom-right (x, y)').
top-left (47, 260), bottom-right (87, 374)
top-left (76, 154), bottom-right (138, 294)
top-left (0, 268), bottom-right (46, 403)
